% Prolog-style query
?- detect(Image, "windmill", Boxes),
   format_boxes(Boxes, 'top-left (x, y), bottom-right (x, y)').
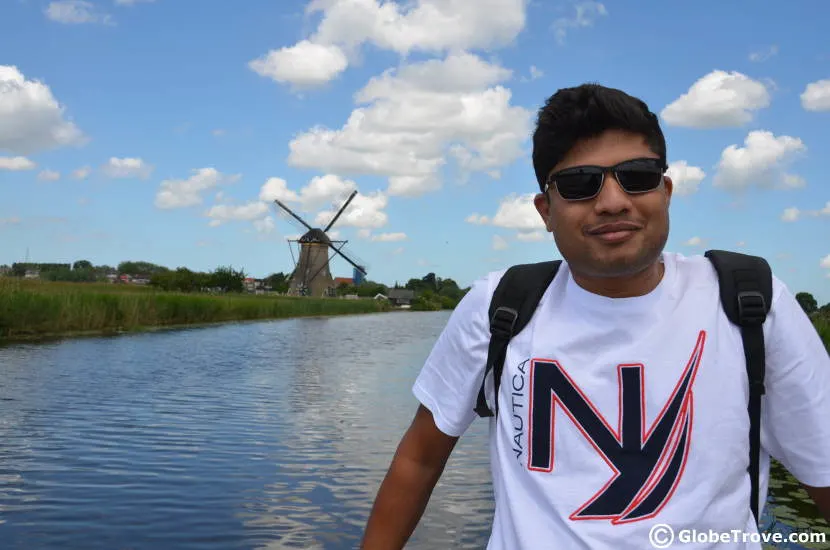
top-left (273, 190), bottom-right (368, 297)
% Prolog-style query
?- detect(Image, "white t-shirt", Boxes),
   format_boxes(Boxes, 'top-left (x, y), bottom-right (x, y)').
top-left (413, 251), bottom-right (830, 549)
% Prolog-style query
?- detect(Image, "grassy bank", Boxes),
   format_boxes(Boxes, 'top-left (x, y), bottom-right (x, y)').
top-left (0, 279), bottom-right (391, 340)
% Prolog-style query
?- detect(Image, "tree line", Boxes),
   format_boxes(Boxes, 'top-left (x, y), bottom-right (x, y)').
top-left (796, 292), bottom-right (830, 316)
top-left (2, 261), bottom-right (470, 308)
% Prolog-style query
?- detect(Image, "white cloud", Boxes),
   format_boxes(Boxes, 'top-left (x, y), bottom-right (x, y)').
top-left (492, 235), bottom-right (509, 251)
top-left (288, 53), bottom-right (531, 197)
top-left (297, 174), bottom-right (358, 211)
top-left (206, 201), bottom-right (270, 226)
top-left (801, 79), bottom-right (830, 112)
top-left (259, 177), bottom-right (300, 203)
top-left (0, 156), bottom-right (35, 171)
top-left (312, 0), bottom-right (526, 53)
top-left (685, 236), bottom-right (703, 247)
top-left (253, 216), bottom-right (275, 234)
top-left (516, 231), bottom-right (547, 242)
top-left (528, 66), bottom-right (544, 81)
top-left (101, 157), bottom-right (153, 179)
top-left (155, 168), bottom-right (240, 209)
top-left (45, 1), bottom-right (113, 25)
top-left (0, 65), bottom-right (86, 155)
top-left (71, 166), bottom-right (91, 179)
top-left (251, 0), bottom-right (526, 88)
top-left (249, 41), bottom-right (348, 89)
top-left (736, 241), bottom-right (746, 248)
top-left (115, 0), bottom-right (156, 5)
top-left (661, 70), bottom-right (770, 128)
top-left (371, 232), bottom-right (406, 242)
top-left (257, 176), bottom-right (391, 234)
top-left (713, 131), bottom-right (806, 191)
top-left (552, 2), bottom-right (608, 44)
top-left (780, 202), bottom-right (830, 222)
top-left (37, 169), bottom-right (60, 181)
top-left (781, 207), bottom-right (800, 222)
top-left (312, 191), bottom-right (388, 229)
top-left (0, 216), bottom-right (22, 225)
top-left (491, 193), bottom-right (545, 231)
top-left (749, 45), bottom-right (778, 62)
top-left (465, 213), bottom-right (490, 225)
top-left (666, 160), bottom-right (705, 196)
top-left (821, 254), bottom-right (830, 270)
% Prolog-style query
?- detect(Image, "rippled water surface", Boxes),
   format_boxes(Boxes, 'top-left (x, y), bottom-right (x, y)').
top-left (0, 311), bottom-right (827, 549)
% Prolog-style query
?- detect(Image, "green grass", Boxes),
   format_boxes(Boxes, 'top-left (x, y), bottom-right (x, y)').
top-left (0, 278), bottom-right (390, 340)
top-left (812, 314), bottom-right (830, 353)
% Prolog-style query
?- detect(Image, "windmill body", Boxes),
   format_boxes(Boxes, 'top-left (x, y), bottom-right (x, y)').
top-left (290, 229), bottom-right (334, 297)
top-left (274, 191), bottom-right (368, 297)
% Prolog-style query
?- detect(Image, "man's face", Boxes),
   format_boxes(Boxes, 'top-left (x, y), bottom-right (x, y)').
top-left (533, 129), bottom-right (674, 279)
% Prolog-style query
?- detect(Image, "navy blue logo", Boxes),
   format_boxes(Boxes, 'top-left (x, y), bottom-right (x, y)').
top-left (527, 331), bottom-right (705, 524)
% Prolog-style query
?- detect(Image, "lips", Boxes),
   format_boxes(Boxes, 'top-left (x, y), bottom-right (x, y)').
top-left (586, 222), bottom-right (643, 235)
top-left (586, 222), bottom-right (642, 244)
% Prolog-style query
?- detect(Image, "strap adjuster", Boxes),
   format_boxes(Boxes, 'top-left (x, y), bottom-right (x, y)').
top-left (490, 306), bottom-right (518, 339)
top-left (736, 291), bottom-right (767, 326)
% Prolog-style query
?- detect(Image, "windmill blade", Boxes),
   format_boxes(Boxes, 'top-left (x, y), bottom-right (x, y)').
top-left (274, 199), bottom-right (313, 232)
top-left (333, 239), bottom-right (370, 273)
top-left (328, 242), bottom-right (368, 276)
top-left (274, 207), bottom-right (309, 236)
top-left (324, 190), bottom-right (357, 232)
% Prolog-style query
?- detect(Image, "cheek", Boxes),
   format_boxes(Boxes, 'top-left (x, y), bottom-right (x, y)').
top-left (549, 206), bottom-right (583, 236)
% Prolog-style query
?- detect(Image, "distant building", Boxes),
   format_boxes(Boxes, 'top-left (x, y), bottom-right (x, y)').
top-left (244, 278), bottom-right (265, 293)
top-left (24, 269), bottom-right (40, 279)
top-left (353, 266), bottom-right (365, 286)
top-left (387, 288), bottom-right (415, 307)
top-left (334, 277), bottom-right (353, 287)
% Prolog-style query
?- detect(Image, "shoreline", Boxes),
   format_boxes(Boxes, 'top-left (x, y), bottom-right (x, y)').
top-left (0, 280), bottom-right (395, 343)
top-left (0, 309), bottom-right (398, 345)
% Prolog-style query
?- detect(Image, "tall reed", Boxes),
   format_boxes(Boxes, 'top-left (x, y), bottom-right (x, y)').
top-left (0, 279), bottom-right (390, 339)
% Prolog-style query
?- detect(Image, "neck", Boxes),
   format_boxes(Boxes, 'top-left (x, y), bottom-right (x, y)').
top-left (571, 260), bottom-right (665, 299)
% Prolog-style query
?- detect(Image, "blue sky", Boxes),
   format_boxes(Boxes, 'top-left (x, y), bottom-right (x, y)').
top-left (1, 0), bottom-right (829, 303)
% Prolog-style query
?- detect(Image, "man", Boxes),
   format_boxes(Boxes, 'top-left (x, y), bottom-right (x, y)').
top-left (361, 84), bottom-right (830, 549)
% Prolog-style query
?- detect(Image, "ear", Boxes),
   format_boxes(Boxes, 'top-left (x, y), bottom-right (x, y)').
top-left (533, 192), bottom-right (554, 232)
top-left (662, 174), bottom-right (673, 207)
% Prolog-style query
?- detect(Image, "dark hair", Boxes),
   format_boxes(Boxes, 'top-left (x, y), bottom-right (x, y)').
top-left (531, 83), bottom-right (667, 192)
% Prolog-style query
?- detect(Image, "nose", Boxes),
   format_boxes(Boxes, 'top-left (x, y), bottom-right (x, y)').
top-left (593, 172), bottom-right (633, 215)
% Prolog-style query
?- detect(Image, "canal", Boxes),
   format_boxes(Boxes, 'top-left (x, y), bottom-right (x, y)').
top-left (0, 311), bottom-right (827, 549)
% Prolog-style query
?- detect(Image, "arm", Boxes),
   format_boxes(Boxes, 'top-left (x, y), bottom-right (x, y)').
top-left (803, 485), bottom-right (830, 524)
top-left (360, 405), bottom-right (459, 550)
top-left (760, 281), bottom-right (830, 526)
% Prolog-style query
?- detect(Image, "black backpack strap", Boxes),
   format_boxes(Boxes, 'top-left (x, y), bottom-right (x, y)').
top-left (705, 249), bottom-right (772, 527)
top-left (474, 260), bottom-right (562, 418)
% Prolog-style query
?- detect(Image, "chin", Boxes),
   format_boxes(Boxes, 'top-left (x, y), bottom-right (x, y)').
top-left (579, 245), bottom-right (662, 278)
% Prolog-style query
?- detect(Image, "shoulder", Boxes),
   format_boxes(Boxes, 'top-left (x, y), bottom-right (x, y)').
top-left (665, 250), bottom-right (788, 305)
top-left (450, 268), bottom-right (508, 322)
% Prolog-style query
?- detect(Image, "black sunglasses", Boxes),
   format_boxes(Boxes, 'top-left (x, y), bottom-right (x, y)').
top-left (545, 157), bottom-right (667, 201)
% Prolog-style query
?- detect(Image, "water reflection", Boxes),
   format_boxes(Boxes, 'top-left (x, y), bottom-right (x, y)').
top-left (0, 312), bottom-right (826, 549)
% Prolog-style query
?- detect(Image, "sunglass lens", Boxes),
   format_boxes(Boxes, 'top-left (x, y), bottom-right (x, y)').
top-left (617, 169), bottom-right (662, 193)
top-left (555, 173), bottom-right (602, 200)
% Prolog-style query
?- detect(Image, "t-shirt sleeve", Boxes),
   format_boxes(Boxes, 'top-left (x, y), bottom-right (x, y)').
top-left (411, 273), bottom-right (495, 438)
top-left (761, 278), bottom-right (830, 488)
